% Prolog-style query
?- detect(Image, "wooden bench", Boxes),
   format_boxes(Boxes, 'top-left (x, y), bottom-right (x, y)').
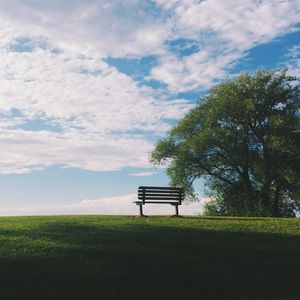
top-left (134, 186), bottom-right (184, 216)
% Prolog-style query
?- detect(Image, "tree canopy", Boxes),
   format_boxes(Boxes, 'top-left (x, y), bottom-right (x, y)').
top-left (151, 70), bottom-right (300, 217)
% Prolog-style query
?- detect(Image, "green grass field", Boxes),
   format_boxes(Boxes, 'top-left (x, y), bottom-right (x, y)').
top-left (0, 215), bottom-right (300, 299)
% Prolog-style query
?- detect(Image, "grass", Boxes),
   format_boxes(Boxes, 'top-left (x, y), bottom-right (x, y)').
top-left (0, 215), bottom-right (300, 299)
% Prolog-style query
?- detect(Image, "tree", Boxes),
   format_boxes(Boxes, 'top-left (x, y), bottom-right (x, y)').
top-left (151, 70), bottom-right (300, 217)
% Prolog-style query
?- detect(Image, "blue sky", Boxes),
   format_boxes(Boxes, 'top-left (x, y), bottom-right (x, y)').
top-left (0, 0), bottom-right (299, 216)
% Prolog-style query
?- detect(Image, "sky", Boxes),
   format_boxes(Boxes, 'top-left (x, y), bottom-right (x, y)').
top-left (0, 0), bottom-right (300, 216)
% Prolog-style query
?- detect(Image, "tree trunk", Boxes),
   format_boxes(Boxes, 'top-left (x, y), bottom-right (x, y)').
top-left (271, 185), bottom-right (281, 217)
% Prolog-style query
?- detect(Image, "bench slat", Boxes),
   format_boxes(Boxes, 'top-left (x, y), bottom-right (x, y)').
top-left (138, 186), bottom-right (184, 191)
top-left (138, 191), bottom-right (182, 196)
top-left (138, 196), bottom-right (182, 201)
top-left (138, 193), bottom-right (182, 197)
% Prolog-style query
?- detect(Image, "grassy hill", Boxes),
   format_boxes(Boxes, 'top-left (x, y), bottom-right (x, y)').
top-left (0, 215), bottom-right (300, 299)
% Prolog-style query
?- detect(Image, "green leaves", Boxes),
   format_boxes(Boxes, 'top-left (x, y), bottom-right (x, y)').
top-left (151, 69), bottom-right (300, 217)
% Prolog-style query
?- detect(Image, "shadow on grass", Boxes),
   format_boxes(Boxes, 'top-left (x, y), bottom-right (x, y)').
top-left (200, 216), bottom-right (270, 221)
top-left (0, 219), bottom-right (300, 300)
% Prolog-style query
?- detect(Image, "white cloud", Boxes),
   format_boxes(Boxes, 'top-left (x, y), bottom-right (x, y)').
top-left (0, 0), bottom-right (298, 93)
top-left (151, 0), bottom-right (300, 93)
top-left (0, 46), bottom-right (189, 134)
top-left (0, 129), bottom-right (156, 173)
top-left (0, 22), bottom-right (192, 174)
top-left (67, 193), bottom-right (206, 215)
top-left (151, 49), bottom-right (236, 93)
top-left (0, 1), bottom-right (169, 58)
top-left (285, 44), bottom-right (300, 77)
top-left (128, 172), bottom-right (157, 177)
top-left (1, 0), bottom-right (298, 92)
top-left (0, 193), bottom-right (209, 216)
top-left (0, 0), bottom-right (299, 174)
top-left (161, 0), bottom-right (300, 48)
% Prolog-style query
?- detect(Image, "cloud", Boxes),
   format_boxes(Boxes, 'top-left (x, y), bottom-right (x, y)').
top-left (0, 192), bottom-right (209, 216)
top-left (151, 0), bottom-right (300, 92)
top-left (0, 1), bottom-right (169, 58)
top-left (128, 172), bottom-right (157, 177)
top-left (0, 0), bottom-right (299, 174)
top-left (1, 1), bottom-right (298, 93)
top-left (67, 193), bottom-right (206, 215)
top-left (284, 44), bottom-right (300, 77)
top-left (0, 22), bottom-right (192, 174)
top-left (0, 129), bottom-right (156, 173)
top-left (151, 49), bottom-right (237, 93)
top-left (0, 45), bottom-right (189, 134)
top-left (157, 0), bottom-right (300, 48)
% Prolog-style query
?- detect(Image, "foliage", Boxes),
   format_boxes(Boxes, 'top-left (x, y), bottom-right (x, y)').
top-left (151, 69), bottom-right (300, 217)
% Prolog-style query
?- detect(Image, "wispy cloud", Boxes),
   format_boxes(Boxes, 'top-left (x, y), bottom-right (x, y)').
top-left (0, 129), bottom-right (156, 173)
top-left (151, 0), bottom-right (300, 92)
top-left (0, 23), bottom-right (191, 174)
top-left (67, 193), bottom-right (206, 215)
top-left (0, 194), bottom-right (208, 216)
top-left (0, 0), bottom-right (299, 175)
top-left (0, 1), bottom-right (169, 58)
top-left (128, 172), bottom-right (157, 177)
top-left (0, 194), bottom-right (205, 216)
top-left (284, 44), bottom-right (300, 77)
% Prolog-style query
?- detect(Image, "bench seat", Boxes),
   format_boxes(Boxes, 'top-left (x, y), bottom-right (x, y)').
top-left (134, 186), bottom-right (184, 216)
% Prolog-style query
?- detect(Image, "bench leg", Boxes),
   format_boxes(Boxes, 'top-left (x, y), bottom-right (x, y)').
top-left (175, 204), bottom-right (179, 216)
top-left (139, 204), bottom-right (144, 216)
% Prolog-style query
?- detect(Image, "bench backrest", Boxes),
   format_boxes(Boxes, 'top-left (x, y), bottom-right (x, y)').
top-left (138, 186), bottom-right (184, 205)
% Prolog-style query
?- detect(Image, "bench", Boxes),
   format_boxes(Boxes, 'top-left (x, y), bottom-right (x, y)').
top-left (134, 186), bottom-right (184, 216)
